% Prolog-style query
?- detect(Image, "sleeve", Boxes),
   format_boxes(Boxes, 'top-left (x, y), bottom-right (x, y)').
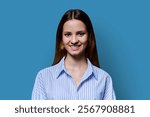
top-left (31, 71), bottom-right (47, 100)
top-left (103, 74), bottom-right (116, 100)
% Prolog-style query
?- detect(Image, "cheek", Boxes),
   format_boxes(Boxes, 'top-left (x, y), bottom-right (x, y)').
top-left (62, 37), bottom-right (67, 45)
top-left (62, 38), bottom-right (69, 49)
top-left (82, 36), bottom-right (88, 46)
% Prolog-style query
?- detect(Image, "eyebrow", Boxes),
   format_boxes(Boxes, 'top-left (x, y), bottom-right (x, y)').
top-left (63, 30), bottom-right (86, 33)
top-left (76, 31), bottom-right (86, 33)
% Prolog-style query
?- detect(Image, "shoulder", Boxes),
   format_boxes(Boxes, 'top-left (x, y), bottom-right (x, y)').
top-left (92, 65), bottom-right (111, 81)
top-left (34, 65), bottom-right (57, 86)
top-left (36, 57), bottom-right (64, 80)
top-left (37, 64), bottom-right (59, 78)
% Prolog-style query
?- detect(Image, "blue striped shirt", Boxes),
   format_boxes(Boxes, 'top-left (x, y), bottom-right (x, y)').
top-left (32, 57), bottom-right (116, 100)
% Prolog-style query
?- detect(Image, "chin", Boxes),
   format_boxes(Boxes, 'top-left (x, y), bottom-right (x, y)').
top-left (70, 53), bottom-right (80, 56)
top-left (68, 52), bottom-right (84, 58)
top-left (66, 48), bottom-right (85, 57)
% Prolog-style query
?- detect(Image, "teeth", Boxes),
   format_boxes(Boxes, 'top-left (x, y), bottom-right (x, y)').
top-left (69, 45), bottom-right (80, 50)
top-left (70, 45), bottom-right (80, 47)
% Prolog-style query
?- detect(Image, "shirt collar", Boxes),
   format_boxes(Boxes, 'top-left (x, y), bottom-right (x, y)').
top-left (55, 57), bottom-right (97, 80)
top-left (84, 59), bottom-right (98, 80)
top-left (55, 57), bottom-right (66, 79)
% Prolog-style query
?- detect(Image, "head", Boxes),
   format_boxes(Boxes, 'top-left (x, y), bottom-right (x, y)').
top-left (53, 9), bottom-right (100, 67)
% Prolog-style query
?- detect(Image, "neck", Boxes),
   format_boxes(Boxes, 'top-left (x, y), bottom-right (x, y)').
top-left (64, 54), bottom-right (87, 69)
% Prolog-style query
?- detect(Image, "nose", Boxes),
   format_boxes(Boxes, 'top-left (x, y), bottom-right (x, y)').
top-left (71, 35), bottom-right (78, 44)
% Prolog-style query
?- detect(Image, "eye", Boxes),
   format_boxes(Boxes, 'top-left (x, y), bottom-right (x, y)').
top-left (64, 32), bottom-right (71, 37)
top-left (77, 32), bottom-right (85, 37)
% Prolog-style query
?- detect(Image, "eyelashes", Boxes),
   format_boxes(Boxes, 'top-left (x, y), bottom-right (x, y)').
top-left (77, 32), bottom-right (85, 36)
top-left (64, 32), bottom-right (71, 37)
top-left (64, 32), bottom-right (86, 37)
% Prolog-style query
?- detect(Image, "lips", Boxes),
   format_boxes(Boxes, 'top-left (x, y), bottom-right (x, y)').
top-left (69, 45), bottom-right (81, 51)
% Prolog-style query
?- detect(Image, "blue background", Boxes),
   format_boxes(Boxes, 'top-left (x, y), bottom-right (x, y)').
top-left (0, 0), bottom-right (150, 100)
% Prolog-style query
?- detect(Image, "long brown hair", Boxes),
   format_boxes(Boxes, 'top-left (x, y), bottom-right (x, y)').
top-left (53, 9), bottom-right (100, 67)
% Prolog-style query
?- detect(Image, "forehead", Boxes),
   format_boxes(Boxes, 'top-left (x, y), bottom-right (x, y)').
top-left (63, 19), bottom-right (87, 31)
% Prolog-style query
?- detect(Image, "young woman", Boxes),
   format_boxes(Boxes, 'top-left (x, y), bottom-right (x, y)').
top-left (32, 9), bottom-right (116, 100)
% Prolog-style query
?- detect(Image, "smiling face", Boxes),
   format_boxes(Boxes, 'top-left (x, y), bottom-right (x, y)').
top-left (62, 19), bottom-right (88, 58)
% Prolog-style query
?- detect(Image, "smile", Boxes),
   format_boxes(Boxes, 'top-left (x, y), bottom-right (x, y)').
top-left (69, 45), bottom-right (81, 51)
